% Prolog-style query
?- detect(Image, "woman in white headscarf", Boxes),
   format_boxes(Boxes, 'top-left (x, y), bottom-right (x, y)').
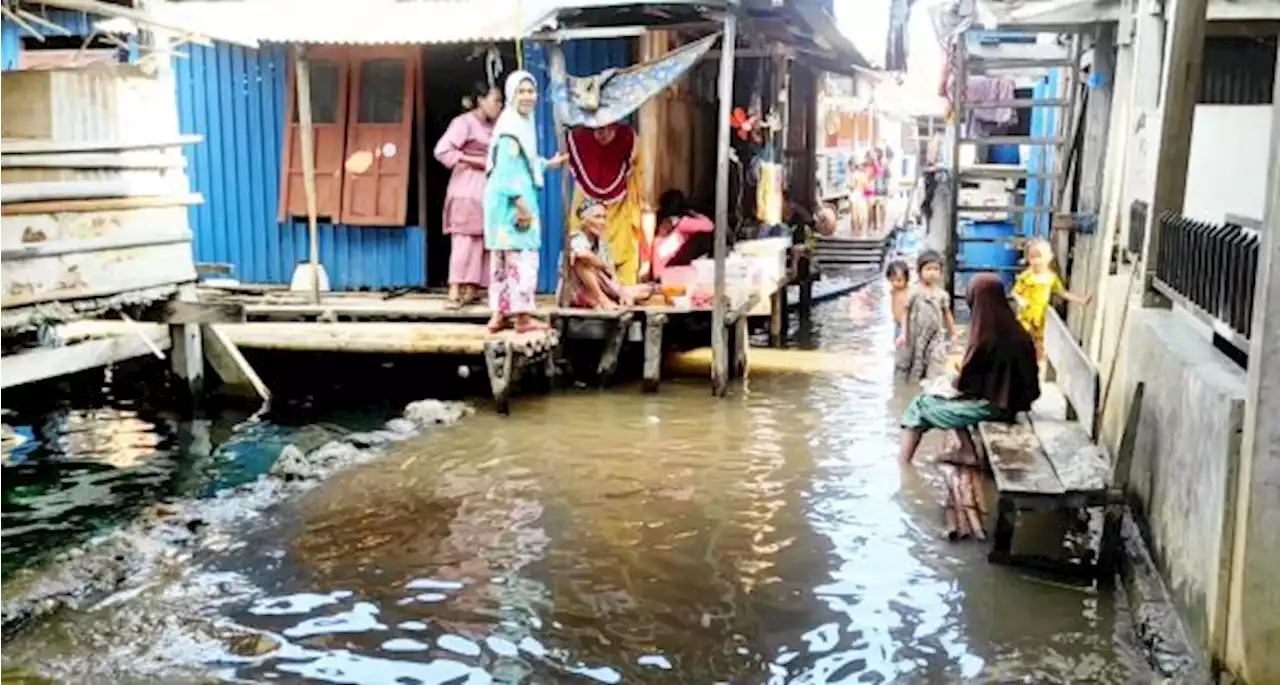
top-left (482, 70), bottom-right (566, 333)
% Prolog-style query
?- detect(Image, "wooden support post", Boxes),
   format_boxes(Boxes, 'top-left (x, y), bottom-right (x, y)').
top-left (642, 311), bottom-right (666, 393)
top-left (711, 8), bottom-right (738, 397)
top-left (484, 339), bottom-right (514, 415)
top-left (294, 45), bottom-right (322, 305)
top-left (597, 311), bottom-right (634, 387)
top-left (169, 286), bottom-right (203, 402)
top-left (1139, 0), bottom-right (1209, 304)
top-left (1224, 60), bottom-right (1280, 684)
top-left (170, 322), bottom-right (203, 400)
top-left (1099, 381), bottom-right (1144, 582)
top-left (797, 250), bottom-right (812, 348)
top-left (1071, 24), bottom-right (1116, 340)
top-left (770, 286), bottom-right (787, 347)
top-left (733, 313), bottom-right (748, 379)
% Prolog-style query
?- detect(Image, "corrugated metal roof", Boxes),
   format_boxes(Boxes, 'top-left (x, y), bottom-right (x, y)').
top-left (155, 0), bottom-right (532, 46)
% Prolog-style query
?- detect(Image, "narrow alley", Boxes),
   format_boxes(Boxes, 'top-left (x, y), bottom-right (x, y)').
top-left (3, 286), bottom-right (1152, 684)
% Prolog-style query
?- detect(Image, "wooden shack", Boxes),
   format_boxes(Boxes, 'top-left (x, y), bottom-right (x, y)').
top-left (0, 5), bottom-right (263, 402)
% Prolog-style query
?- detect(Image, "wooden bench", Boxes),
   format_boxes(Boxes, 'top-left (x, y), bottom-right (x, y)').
top-left (978, 306), bottom-right (1142, 581)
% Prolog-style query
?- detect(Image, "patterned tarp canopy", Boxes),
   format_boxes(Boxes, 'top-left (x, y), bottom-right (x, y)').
top-left (548, 32), bottom-right (721, 129)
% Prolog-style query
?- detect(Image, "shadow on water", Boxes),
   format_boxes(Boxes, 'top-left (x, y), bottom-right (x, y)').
top-left (0, 349), bottom-right (487, 583)
top-left (154, 283), bottom-right (1148, 685)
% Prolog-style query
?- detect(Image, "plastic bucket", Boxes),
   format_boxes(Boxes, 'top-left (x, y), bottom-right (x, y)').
top-left (989, 144), bottom-right (1021, 165)
top-left (956, 220), bottom-right (1019, 292)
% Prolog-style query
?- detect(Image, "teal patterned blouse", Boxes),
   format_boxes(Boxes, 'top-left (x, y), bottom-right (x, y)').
top-left (483, 135), bottom-right (544, 252)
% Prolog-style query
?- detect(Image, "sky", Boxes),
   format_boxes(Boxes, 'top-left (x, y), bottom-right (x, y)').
top-left (835, 0), bottom-right (948, 114)
top-left (835, 0), bottom-right (892, 68)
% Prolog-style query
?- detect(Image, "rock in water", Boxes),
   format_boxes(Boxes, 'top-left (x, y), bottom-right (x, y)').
top-left (268, 444), bottom-right (310, 480)
top-left (384, 418), bottom-right (417, 435)
top-left (403, 400), bottom-right (468, 426)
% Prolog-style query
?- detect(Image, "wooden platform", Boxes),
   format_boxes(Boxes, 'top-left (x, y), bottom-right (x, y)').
top-left (218, 322), bottom-right (558, 414)
top-left (200, 288), bottom-right (757, 398)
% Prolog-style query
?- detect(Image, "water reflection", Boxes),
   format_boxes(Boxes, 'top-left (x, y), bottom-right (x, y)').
top-left (213, 283), bottom-right (1148, 684)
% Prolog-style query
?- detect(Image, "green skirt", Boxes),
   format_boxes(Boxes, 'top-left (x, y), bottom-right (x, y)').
top-left (901, 393), bottom-right (1005, 431)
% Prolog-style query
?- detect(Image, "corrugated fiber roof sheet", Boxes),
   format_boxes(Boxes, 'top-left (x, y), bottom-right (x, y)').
top-left (156, 0), bottom-right (534, 46)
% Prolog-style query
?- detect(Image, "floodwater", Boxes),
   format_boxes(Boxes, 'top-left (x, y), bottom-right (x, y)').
top-left (3, 284), bottom-right (1153, 683)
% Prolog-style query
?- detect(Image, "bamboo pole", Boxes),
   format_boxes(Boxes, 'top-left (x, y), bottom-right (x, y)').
top-left (711, 6), bottom-right (738, 397)
top-left (294, 45), bottom-right (322, 305)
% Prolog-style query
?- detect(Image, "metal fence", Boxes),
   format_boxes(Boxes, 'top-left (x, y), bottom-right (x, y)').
top-left (1153, 212), bottom-right (1260, 343)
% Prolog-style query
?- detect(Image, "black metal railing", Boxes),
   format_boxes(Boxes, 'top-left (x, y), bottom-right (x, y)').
top-left (1154, 212), bottom-right (1260, 341)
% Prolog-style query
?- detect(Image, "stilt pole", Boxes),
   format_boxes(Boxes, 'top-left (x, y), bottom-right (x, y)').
top-left (711, 5), bottom-right (738, 397)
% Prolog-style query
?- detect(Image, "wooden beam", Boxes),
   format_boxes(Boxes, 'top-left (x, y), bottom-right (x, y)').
top-left (293, 45), bottom-right (322, 305)
top-left (0, 135), bottom-right (203, 155)
top-left (202, 324), bottom-right (270, 403)
top-left (1, 179), bottom-right (185, 204)
top-left (0, 193), bottom-right (203, 216)
top-left (154, 299), bottom-right (246, 324)
top-left (0, 328), bottom-right (171, 389)
top-left (0, 230), bottom-right (192, 262)
top-left (1140, 0), bottom-right (1209, 302)
top-left (711, 7), bottom-right (738, 397)
top-left (0, 152), bottom-right (187, 170)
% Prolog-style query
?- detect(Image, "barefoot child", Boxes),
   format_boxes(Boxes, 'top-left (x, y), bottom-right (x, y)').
top-left (886, 259), bottom-right (910, 345)
top-left (896, 250), bottom-right (958, 382)
top-left (1010, 238), bottom-right (1091, 359)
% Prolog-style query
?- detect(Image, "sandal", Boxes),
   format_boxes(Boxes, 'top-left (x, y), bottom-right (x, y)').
top-left (443, 298), bottom-right (463, 311)
top-left (515, 319), bottom-right (551, 334)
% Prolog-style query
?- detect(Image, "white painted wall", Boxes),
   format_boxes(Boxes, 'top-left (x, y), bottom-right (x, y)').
top-left (1183, 105), bottom-right (1274, 225)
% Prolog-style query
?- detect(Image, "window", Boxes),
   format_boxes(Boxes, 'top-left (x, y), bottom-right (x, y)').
top-left (279, 46), bottom-right (419, 226)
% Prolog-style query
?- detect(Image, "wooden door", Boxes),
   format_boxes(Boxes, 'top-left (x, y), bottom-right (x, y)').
top-left (340, 46), bottom-right (417, 227)
top-left (279, 46), bottom-right (349, 222)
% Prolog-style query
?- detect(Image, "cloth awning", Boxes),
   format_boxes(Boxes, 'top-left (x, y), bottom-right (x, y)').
top-left (154, 0), bottom-right (534, 46)
top-left (549, 32), bottom-right (720, 128)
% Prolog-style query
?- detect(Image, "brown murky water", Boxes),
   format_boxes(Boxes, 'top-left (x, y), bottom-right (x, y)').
top-left (3, 284), bottom-right (1153, 683)
top-left (209, 284), bottom-right (1149, 684)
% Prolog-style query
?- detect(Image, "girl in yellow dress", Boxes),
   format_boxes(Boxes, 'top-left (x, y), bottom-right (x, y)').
top-left (1011, 238), bottom-right (1091, 359)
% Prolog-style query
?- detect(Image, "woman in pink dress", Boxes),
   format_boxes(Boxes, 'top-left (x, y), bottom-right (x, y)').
top-left (434, 83), bottom-right (502, 309)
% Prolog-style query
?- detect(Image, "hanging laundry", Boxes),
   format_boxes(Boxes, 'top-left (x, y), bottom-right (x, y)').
top-left (567, 123), bottom-right (635, 204)
top-left (755, 162), bottom-right (784, 226)
top-left (965, 76), bottom-right (1017, 135)
top-left (884, 0), bottom-right (915, 72)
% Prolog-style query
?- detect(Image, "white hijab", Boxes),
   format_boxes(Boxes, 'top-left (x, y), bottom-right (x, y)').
top-left (487, 70), bottom-right (544, 188)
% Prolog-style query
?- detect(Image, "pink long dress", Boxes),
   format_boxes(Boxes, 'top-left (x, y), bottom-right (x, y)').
top-left (434, 111), bottom-right (493, 286)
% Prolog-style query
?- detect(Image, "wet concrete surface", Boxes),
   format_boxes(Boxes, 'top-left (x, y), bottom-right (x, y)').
top-left (2, 285), bottom-right (1157, 683)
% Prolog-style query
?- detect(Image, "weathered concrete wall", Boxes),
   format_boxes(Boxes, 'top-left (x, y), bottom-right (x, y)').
top-left (1103, 307), bottom-right (1247, 667)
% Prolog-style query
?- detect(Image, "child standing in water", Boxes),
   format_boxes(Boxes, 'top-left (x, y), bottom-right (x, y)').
top-left (1011, 238), bottom-right (1091, 359)
top-left (886, 259), bottom-right (910, 343)
top-left (897, 250), bottom-right (958, 382)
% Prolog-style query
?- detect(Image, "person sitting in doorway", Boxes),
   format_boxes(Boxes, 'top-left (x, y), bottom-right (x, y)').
top-left (650, 189), bottom-right (714, 282)
top-left (568, 199), bottom-right (655, 310)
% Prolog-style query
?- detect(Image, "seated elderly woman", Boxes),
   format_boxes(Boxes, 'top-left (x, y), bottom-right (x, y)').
top-left (899, 273), bottom-right (1041, 465)
top-left (568, 199), bottom-right (654, 309)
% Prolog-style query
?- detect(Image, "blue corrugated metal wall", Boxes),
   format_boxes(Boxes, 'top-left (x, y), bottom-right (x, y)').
top-left (173, 43), bottom-right (427, 290)
top-left (527, 39), bottom-right (634, 292)
top-left (170, 38), bottom-right (632, 292)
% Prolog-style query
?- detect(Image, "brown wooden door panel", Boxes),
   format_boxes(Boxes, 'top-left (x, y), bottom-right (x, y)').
top-left (339, 46), bottom-right (417, 227)
top-left (279, 47), bottom-right (349, 222)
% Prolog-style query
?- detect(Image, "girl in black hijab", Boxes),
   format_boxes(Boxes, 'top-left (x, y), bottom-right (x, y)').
top-left (899, 273), bottom-right (1040, 464)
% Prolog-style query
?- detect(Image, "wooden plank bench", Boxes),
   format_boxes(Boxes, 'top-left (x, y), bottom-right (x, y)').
top-left (978, 306), bottom-right (1140, 581)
